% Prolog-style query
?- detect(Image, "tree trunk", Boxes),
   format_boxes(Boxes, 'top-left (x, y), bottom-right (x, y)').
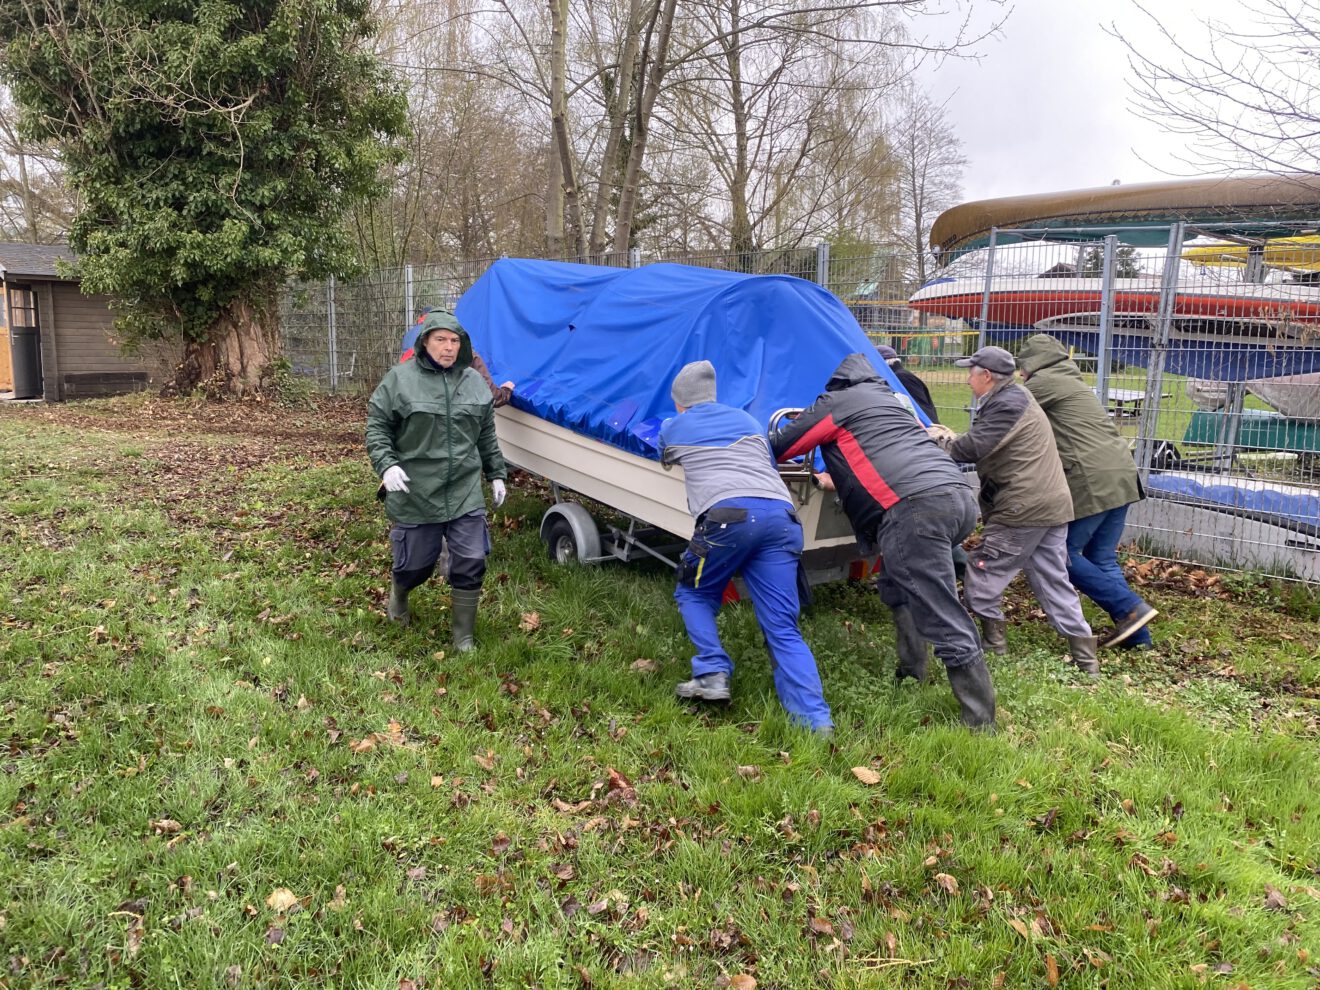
top-left (610, 0), bottom-right (677, 256)
top-left (724, 0), bottom-right (755, 263)
top-left (588, 0), bottom-right (643, 256)
top-left (548, 0), bottom-right (587, 259)
top-left (170, 294), bottom-right (280, 398)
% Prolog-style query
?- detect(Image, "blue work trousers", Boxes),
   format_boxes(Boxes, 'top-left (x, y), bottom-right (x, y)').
top-left (674, 497), bottom-right (832, 731)
top-left (1066, 504), bottom-right (1152, 645)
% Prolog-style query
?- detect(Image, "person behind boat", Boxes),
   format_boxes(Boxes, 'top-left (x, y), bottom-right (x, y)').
top-left (769, 353), bottom-right (996, 731)
top-left (876, 344), bottom-right (939, 424)
top-left (1016, 334), bottom-right (1157, 650)
top-left (365, 310), bottom-right (508, 650)
top-left (658, 361), bottom-right (834, 735)
top-left (402, 305), bottom-right (515, 408)
top-left (928, 345), bottom-right (1099, 675)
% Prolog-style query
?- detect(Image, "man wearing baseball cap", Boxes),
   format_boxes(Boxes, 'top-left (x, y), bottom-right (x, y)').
top-left (930, 346), bottom-right (1099, 675)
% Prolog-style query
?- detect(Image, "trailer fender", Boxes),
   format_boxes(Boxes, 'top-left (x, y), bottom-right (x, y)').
top-left (540, 502), bottom-right (603, 564)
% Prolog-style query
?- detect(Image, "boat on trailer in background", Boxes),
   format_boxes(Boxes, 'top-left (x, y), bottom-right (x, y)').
top-left (910, 175), bottom-right (1320, 578)
top-left (909, 174), bottom-right (1320, 382)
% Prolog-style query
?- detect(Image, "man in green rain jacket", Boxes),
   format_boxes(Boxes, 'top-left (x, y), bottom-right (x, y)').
top-left (366, 310), bottom-right (508, 650)
top-left (1017, 333), bottom-right (1156, 651)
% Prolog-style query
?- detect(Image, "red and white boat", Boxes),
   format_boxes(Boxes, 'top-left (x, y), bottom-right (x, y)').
top-left (908, 275), bottom-right (1320, 329)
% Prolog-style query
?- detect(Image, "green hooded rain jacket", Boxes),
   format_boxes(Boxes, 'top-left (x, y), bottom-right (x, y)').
top-left (365, 311), bottom-right (508, 524)
top-left (1017, 333), bottom-right (1142, 521)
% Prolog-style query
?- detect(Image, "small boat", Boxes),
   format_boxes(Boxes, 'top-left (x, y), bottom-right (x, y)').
top-left (1183, 236), bottom-right (1320, 273)
top-left (930, 173), bottom-right (1320, 260)
top-left (907, 274), bottom-right (1320, 380)
top-left (908, 275), bottom-right (1320, 328)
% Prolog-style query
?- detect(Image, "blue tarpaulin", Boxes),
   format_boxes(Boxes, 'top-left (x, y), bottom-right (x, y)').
top-left (454, 258), bottom-right (924, 458)
top-left (1145, 473), bottom-right (1320, 533)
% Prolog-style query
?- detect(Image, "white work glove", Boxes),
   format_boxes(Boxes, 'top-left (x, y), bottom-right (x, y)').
top-left (491, 479), bottom-right (507, 508)
top-left (382, 465), bottom-right (410, 492)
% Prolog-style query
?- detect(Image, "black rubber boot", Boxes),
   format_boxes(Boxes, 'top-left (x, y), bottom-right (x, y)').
top-left (947, 657), bottom-right (997, 732)
top-left (979, 616), bottom-right (1008, 656)
top-left (387, 581), bottom-right (411, 626)
top-left (450, 587), bottom-right (481, 652)
top-left (890, 605), bottom-right (929, 683)
top-left (1066, 635), bottom-right (1100, 677)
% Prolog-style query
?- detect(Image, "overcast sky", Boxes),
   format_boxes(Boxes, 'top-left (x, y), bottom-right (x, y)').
top-left (915, 0), bottom-right (1244, 204)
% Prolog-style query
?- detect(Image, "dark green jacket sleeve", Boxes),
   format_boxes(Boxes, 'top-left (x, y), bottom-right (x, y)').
top-left (365, 373), bottom-right (402, 477)
top-left (477, 400), bottom-right (507, 481)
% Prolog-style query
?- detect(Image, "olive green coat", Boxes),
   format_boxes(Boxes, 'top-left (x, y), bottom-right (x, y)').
top-left (365, 311), bottom-right (507, 524)
top-left (1017, 334), bottom-right (1142, 521)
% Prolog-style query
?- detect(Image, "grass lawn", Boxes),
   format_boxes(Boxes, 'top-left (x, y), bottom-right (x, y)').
top-left (1, 394), bottom-right (1318, 990)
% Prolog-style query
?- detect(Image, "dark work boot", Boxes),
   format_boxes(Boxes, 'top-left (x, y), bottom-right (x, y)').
top-left (1066, 635), bottom-right (1101, 677)
top-left (387, 581), bottom-right (411, 626)
top-left (674, 672), bottom-right (731, 702)
top-left (1106, 602), bottom-right (1157, 647)
top-left (947, 657), bottom-right (997, 732)
top-left (450, 587), bottom-right (481, 652)
top-left (890, 605), bottom-right (929, 683)
top-left (979, 617), bottom-right (1008, 656)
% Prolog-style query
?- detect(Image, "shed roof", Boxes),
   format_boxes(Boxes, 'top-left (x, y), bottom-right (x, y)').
top-left (0, 242), bottom-right (76, 280)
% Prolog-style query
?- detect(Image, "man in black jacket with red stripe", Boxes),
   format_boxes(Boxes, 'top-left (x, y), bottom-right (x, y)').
top-left (770, 353), bottom-right (996, 731)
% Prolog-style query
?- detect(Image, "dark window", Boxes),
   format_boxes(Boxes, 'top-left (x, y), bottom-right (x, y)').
top-left (8, 286), bottom-right (36, 329)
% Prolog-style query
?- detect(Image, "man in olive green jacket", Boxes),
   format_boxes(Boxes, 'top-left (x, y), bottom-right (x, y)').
top-left (1017, 334), bottom-right (1156, 649)
top-left (366, 310), bottom-right (508, 650)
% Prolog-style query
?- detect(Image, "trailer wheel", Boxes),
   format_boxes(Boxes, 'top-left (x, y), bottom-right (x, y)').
top-left (540, 502), bottom-right (602, 564)
top-left (545, 518), bottom-right (583, 564)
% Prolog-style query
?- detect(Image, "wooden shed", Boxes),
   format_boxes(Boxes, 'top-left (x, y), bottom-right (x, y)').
top-left (0, 242), bottom-right (178, 401)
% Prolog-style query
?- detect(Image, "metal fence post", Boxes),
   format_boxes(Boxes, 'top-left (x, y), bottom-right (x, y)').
top-left (404, 264), bottom-right (414, 330)
top-left (815, 242), bottom-right (830, 288)
top-left (1095, 234), bottom-right (1118, 404)
top-left (629, 248), bottom-right (641, 269)
top-left (1135, 223), bottom-right (1185, 479)
top-left (976, 228), bottom-right (999, 349)
top-left (327, 275), bottom-right (338, 392)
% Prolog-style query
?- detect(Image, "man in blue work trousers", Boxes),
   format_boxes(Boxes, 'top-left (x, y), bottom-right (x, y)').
top-left (658, 360), bottom-right (834, 736)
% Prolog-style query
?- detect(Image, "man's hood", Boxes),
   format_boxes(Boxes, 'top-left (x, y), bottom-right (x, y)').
top-left (1017, 333), bottom-right (1071, 377)
top-left (414, 309), bottom-right (474, 371)
top-left (825, 352), bottom-right (884, 392)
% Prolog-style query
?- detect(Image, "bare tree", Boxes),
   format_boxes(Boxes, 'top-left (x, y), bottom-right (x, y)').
top-left (365, 0), bottom-right (1003, 262)
top-left (363, 0), bottom-right (548, 265)
top-left (0, 86), bottom-right (73, 242)
top-left (1120, 0), bottom-right (1320, 173)
top-left (667, 1), bottom-right (987, 256)
top-left (887, 87), bottom-right (965, 287)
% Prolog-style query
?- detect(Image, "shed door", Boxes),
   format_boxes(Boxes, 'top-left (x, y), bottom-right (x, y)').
top-left (0, 286), bottom-right (9, 390)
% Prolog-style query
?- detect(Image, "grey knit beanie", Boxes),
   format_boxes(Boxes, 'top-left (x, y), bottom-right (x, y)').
top-left (671, 360), bottom-right (717, 407)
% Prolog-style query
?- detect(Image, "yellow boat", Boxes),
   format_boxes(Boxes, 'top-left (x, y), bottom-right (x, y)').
top-left (1182, 236), bottom-right (1320, 271)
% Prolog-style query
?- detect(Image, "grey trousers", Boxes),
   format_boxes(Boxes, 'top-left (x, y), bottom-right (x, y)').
top-left (964, 521), bottom-right (1092, 638)
top-left (390, 511), bottom-right (490, 591)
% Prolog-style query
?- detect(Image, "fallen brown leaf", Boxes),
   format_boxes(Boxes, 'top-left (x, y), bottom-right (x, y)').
top-left (265, 888), bottom-right (300, 912)
top-left (851, 766), bottom-right (881, 786)
top-left (933, 873), bottom-right (959, 896)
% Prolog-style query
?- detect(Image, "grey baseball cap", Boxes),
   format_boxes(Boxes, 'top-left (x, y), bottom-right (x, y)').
top-left (954, 345), bottom-right (1016, 375)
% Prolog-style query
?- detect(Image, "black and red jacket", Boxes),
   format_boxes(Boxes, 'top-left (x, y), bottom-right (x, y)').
top-left (770, 353), bottom-right (967, 542)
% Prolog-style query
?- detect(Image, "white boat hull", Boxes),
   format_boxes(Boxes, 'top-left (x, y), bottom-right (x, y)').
top-left (494, 404), bottom-right (859, 554)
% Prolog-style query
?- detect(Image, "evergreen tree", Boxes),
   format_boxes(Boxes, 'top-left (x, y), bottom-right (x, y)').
top-left (0, 0), bottom-right (408, 395)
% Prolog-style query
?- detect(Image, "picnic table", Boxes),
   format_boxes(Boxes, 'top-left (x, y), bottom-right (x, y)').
top-left (1096, 387), bottom-right (1171, 418)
